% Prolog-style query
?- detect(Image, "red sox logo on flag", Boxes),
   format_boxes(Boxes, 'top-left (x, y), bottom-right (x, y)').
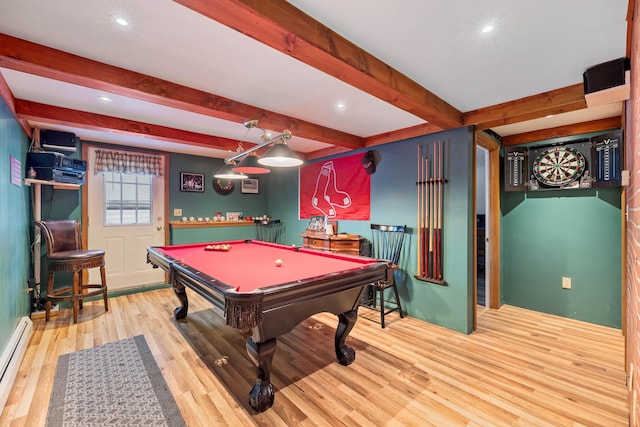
top-left (299, 153), bottom-right (371, 220)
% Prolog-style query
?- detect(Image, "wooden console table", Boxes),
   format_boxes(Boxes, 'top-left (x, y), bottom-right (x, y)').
top-left (300, 233), bottom-right (363, 255)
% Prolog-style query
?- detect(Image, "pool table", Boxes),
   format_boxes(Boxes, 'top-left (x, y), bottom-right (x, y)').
top-left (146, 239), bottom-right (391, 412)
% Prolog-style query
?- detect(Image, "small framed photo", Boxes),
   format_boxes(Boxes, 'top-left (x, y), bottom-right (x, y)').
top-left (241, 178), bottom-right (259, 194)
top-left (307, 215), bottom-right (327, 231)
top-left (180, 172), bottom-right (205, 192)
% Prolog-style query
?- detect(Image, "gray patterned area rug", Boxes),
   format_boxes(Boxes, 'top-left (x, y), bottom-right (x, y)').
top-left (46, 335), bottom-right (186, 427)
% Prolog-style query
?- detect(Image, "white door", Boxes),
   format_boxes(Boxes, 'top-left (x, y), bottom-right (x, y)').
top-left (87, 147), bottom-right (166, 291)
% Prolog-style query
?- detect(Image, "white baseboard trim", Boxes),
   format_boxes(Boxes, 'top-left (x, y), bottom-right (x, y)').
top-left (0, 317), bottom-right (33, 415)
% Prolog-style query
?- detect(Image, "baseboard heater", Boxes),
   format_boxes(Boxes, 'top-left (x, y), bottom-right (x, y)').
top-left (0, 317), bottom-right (33, 414)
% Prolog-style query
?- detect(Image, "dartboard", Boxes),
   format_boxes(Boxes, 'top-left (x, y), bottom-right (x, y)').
top-left (532, 146), bottom-right (586, 187)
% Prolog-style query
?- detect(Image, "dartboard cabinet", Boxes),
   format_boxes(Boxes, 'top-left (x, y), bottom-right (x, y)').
top-left (503, 130), bottom-right (622, 192)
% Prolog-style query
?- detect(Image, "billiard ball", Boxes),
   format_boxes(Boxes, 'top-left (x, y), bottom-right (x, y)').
top-left (275, 259), bottom-right (283, 267)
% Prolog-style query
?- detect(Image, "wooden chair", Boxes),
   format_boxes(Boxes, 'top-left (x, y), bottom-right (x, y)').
top-left (35, 220), bottom-right (109, 323)
top-left (361, 224), bottom-right (406, 328)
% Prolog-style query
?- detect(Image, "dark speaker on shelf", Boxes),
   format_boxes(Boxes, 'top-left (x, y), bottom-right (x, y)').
top-left (583, 57), bottom-right (629, 94)
top-left (40, 129), bottom-right (78, 152)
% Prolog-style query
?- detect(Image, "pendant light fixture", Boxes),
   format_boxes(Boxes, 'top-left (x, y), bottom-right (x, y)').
top-left (257, 131), bottom-right (302, 167)
top-left (213, 161), bottom-right (248, 179)
top-left (233, 152), bottom-right (271, 174)
top-left (233, 129), bottom-right (271, 174)
top-left (223, 120), bottom-right (303, 172)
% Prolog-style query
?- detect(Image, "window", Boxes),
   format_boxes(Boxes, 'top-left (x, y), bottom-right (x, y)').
top-left (103, 172), bottom-right (152, 225)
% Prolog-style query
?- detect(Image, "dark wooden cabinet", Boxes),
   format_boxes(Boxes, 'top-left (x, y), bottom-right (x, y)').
top-left (301, 233), bottom-right (363, 255)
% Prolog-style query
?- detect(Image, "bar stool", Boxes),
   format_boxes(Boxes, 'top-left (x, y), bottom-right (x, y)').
top-left (35, 220), bottom-right (109, 323)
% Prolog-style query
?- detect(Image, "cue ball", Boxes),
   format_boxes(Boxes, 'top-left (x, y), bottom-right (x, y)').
top-left (275, 259), bottom-right (283, 267)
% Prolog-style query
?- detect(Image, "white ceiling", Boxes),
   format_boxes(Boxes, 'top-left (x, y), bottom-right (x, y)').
top-left (0, 0), bottom-right (629, 158)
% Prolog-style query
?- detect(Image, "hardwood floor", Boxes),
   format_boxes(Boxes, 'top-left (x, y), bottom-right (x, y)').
top-left (0, 288), bottom-right (628, 426)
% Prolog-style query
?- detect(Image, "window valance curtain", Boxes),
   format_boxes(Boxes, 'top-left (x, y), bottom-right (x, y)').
top-left (94, 150), bottom-right (163, 176)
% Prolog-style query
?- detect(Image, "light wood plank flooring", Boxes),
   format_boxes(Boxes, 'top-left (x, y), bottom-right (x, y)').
top-left (0, 288), bottom-right (628, 426)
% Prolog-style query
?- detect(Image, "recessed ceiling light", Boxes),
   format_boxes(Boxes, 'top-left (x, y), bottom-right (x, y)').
top-left (482, 25), bottom-right (494, 33)
top-left (114, 16), bottom-right (129, 26)
top-left (546, 114), bottom-right (554, 118)
top-left (98, 95), bottom-right (112, 103)
top-left (335, 102), bottom-right (346, 111)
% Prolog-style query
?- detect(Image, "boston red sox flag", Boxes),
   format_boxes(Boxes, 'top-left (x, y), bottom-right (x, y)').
top-left (299, 153), bottom-right (370, 220)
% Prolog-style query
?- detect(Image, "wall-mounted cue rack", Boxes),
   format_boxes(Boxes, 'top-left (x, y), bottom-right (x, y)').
top-left (415, 140), bottom-right (447, 286)
top-left (504, 130), bottom-right (623, 192)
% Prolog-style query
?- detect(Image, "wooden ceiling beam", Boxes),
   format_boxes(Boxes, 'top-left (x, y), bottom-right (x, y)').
top-left (173, 0), bottom-right (463, 130)
top-left (305, 122), bottom-right (445, 160)
top-left (501, 116), bottom-right (622, 146)
top-left (464, 84), bottom-right (587, 130)
top-left (16, 100), bottom-right (255, 151)
top-left (365, 123), bottom-right (443, 147)
top-left (305, 146), bottom-right (351, 161)
top-left (0, 33), bottom-right (364, 149)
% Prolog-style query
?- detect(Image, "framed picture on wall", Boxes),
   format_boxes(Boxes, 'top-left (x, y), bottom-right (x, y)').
top-left (241, 178), bottom-right (259, 194)
top-left (180, 172), bottom-right (205, 192)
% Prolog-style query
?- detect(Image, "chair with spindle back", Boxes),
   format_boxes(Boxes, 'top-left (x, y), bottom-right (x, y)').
top-left (360, 223), bottom-right (406, 328)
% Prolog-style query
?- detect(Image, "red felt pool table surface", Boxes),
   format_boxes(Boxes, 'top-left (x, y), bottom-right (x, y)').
top-left (153, 240), bottom-right (378, 292)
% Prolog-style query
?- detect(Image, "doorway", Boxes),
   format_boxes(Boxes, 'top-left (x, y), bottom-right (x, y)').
top-left (474, 131), bottom-right (501, 330)
top-left (83, 146), bottom-right (168, 291)
top-left (476, 147), bottom-right (489, 307)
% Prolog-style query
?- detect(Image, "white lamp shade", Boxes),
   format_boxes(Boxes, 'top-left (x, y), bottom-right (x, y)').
top-left (257, 143), bottom-right (303, 167)
top-left (214, 163), bottom-right (248, 179)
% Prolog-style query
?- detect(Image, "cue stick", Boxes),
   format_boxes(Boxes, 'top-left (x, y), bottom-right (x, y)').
top-left (436, 140), bottom-right (443, 279)
top-left (417, 145), bottom-right (423, 275)
top-left (429, 144), bottom-right (435, 278)
top-left (424, 154), bottom-right (430, 278)
top-left (418, 144), bottom-right (425, 276)
top-left (433, 141), bottom-right (440, 279)
top-left (438, 141), bottom-right (445, 279)
top-left (420, 152), bottom-right (429, 276)
top-left (423, 148), bottom-right (428, 276)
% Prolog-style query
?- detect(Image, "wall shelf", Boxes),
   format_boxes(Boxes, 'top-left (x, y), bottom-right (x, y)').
top-left (24, 178), bottom-right (81, 190)
top-left (169, 220), bottom-right (254, 229)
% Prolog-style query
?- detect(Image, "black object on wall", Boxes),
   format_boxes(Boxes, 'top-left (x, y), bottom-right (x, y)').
top-left (503, 130), bottom-right (623, 192)
top-left (583, 57), bottom-right (629, 94)
top-left (41, 129), bottom-right (79, 152)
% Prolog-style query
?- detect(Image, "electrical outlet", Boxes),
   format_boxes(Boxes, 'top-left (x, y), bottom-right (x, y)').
top-left (562, 277), bottom-right (571, 289)
top-left (173, 208), bottom-right (182, 216)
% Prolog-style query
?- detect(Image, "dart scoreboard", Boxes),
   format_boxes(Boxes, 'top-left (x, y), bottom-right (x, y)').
top-left (504, 130), bottom-right (622, 192)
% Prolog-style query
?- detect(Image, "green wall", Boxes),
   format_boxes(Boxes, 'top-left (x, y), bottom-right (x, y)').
top-left (0, 98), bottom-right (32, 352)
top-left (169, 153), bottom-right (269, 243)
top-left (501, 133), bottom-right (622, 328)
top-left (27, 126), bottom-right (622, 333)
top-left (265, 126), bottom-right (476, 333)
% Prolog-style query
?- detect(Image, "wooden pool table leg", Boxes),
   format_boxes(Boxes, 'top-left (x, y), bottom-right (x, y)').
top-left (246, 337), bottom-right (276, 412)
top-left (335, 309), bottom-right (357, 365)
top-left (172, 281), bottom-right (189, 320)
